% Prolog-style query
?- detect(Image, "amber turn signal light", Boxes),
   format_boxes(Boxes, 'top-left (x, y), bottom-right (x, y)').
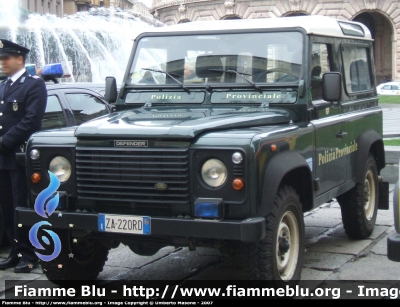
top-left (31, 172), bottom-right (41, 183)
top-left (232, 178), bottom-right (245, 191)
top-left (271, 144), bottom-right (277, 152)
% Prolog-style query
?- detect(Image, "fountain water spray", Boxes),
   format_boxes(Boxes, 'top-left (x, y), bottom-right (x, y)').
top-left (0, 0), bottom-right (164, 83)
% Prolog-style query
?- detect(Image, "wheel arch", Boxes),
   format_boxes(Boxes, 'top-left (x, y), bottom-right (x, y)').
top-left (355, 129), bottom-right (385, 183)
top-left (260, 151), bottom-right (314, 217)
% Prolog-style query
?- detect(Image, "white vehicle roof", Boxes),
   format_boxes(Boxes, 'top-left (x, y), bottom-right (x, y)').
top-left (145, 16), bottom-right (372, 40)
top-left (377, 82), bottom-right (400, 87)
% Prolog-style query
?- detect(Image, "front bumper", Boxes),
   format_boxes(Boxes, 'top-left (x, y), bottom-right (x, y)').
top-left (16, 207), bottom-right (266, 243)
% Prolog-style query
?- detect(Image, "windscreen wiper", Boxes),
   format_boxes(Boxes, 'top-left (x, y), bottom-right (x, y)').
top-left (209, 69), bottom-right (262, 93)
top-left (142, 68), bottom-right (190, 93)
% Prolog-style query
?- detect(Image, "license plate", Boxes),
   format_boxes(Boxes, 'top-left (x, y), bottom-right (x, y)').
top-left (98, 214), bottom-right (151, 235)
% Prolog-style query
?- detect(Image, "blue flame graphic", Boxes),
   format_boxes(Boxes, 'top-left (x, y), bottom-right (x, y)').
top-left (34, 171), bottom-right (60, 218)
top-left (29, 221), bottom-right (61, 261)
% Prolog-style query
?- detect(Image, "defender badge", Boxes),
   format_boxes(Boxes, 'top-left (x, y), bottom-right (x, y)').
top-left (114, 140), bottom-right (148, 147)
top-left (154, 183), bottom-right (168, 191)
top-left (13, 102), bottom-right (18, 111)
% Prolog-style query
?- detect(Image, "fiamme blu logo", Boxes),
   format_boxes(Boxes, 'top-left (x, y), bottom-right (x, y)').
top-left (28, 171), bottom-right (62, 261)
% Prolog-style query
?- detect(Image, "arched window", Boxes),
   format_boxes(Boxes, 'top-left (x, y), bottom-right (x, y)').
top-left (221, 15), bottom-right (241, 20)
top-left (283, 12), bottom-right (308, 17)
top-left (353, 11), bottom-right (394, 83)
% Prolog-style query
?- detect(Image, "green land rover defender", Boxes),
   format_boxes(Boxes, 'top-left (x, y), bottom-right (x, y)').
top-left (17, 15), bottom-right (389, 285)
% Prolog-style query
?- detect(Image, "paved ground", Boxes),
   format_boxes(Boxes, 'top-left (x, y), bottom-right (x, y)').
top-left (0, 185), bottom-right (397, 299)
top-left (381, 103), bottom-right (400, 138)
top-left (0, 104), bottom-right (399, 300)
top-left (377, 103), bottom-right (400, 185)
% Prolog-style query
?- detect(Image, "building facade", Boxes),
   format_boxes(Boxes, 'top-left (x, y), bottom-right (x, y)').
top-left (19, 0), bottom-right (150, 17)
top-left (63, 0), bottom-right (143, 14)
top-left (19, 0), bottom-right (63, 17)
top-left (150, 0), bottom-right (400, 82)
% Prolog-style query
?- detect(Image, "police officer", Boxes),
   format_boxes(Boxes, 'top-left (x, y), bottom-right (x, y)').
top-left (0, 39), bottom-right (47, 273)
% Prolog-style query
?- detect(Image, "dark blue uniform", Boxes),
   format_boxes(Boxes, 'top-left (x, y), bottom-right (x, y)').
top-left (0, 71), bottom-right (47, 265)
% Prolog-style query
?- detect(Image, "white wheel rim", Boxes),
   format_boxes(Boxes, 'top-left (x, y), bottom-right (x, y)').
top-left (364, 169), bottom-right (376, 220)
top-left (276, 210), bottom-right (299, 280)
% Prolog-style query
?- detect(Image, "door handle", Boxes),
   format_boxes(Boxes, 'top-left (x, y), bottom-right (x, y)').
top-left (336, 130), bottom-right (348, 138)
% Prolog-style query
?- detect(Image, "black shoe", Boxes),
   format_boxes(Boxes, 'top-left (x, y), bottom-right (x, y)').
top-left (0, 256), bottom-right (19, 270)
top-left (13, 260), bottom-right (39, 273)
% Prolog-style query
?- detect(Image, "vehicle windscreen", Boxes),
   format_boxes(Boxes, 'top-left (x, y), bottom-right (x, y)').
top-left (128, 32), bottom-right (304, 87)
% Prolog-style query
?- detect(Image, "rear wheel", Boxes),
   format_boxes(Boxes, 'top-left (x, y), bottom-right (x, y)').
top-left (241, 186), bottom-right (304, 286)
top-left (337, 153), bottom-right (379, 239)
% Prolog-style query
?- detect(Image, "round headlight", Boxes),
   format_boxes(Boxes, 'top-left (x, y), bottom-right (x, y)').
top-left (232, 152), bottom-right (243, 164)
top-left (201, 159), bottom-right (227, 188)
top-left (49, 156), bottom-right (71, 183)
top-left (30, 149), bottom-right (40, 160)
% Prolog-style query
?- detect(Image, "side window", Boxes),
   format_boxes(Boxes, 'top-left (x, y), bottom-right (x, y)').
top-left (65, 93), bottom-right (109, 125)
top-left (311, 43), bottom-right (331, 101)
top-left (42, 95), bottom-right (67, 130)
top-left (392, 85), bottom-right (400, 90)
top-left (342, 45), bottom-right (372, 93)
top-left (382, 85), bottom-right (391, 90)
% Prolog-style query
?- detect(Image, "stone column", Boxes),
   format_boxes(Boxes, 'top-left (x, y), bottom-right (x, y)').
top-left (374, 23), bottom-right (382, 80)
top-left (57, 0), bottom-right (62, 17)
top-left (394, 35), bottom-right (399, 79)
top-left (33, 0), bottom-right (42, 13)
top-left (51, 0), bottom-right (57, 15)
top-left (27, 0), bottom-right (35, 12)
top-left (20, 0), bottom-right (28, 11)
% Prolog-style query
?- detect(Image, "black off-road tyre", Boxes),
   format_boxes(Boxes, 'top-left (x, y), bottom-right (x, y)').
top-left (0, 204), bottom-right (5, 247)
top-left (241, 186), bottom-right (305, 286)
top-left (41, 230), bottom-right (110, 282)
top-left (337, 153), bottom-right (379, 239)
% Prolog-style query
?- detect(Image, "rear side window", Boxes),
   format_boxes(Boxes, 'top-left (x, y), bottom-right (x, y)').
top-left (65, 93), bottom-right (109, 125)
top-left (42, 95), bottom-right (67, 130)
top-left (342, 45), bottom-right (372, 93)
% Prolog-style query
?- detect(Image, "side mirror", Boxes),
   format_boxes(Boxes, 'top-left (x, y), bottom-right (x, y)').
top-left (322, 72), bottom-right (342, 103)
top-left (104, 76), bottom-right (118, 103)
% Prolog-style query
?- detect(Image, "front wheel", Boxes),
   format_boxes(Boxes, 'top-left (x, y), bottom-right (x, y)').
top-left (41, 230), bottom-right (110, 282)
top-left (337, 153), bottom-right (379, 239)
top-left (241, 186), bottom-right (305, 286)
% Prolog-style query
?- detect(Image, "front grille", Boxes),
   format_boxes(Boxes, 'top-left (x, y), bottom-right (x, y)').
top-left (76, 147), bottom-right (189, 216)
top-left (234, 165), bottom-right (244, 176)
top-left (32, 161), bottom-right (41, 172)
top-left (95, 202), bottom-right (173, 216)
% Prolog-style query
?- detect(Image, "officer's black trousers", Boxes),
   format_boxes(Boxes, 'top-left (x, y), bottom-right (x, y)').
top-left (0, 167), bottom-right (38, 262)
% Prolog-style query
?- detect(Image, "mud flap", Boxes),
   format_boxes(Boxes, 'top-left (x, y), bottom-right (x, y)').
top-left (378, 181), bottom-right (389, 210)
top-left (388, 232), bottom-right (400, 262)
